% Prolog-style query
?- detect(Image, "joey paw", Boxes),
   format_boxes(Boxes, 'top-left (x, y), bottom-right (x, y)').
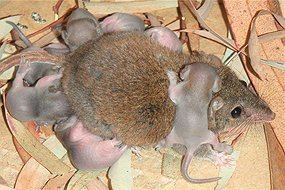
top-left (213, 142), bottom-right (233, 155)
top-left (114, 141), bottom-right (125, 149)
top-left (212, 151), bottom-right (234, 168)
top-left (154, 139), bottom-right (166, 151)
top-left (131, 146), bottom-right (143, 160)
top-left (221, 143), bottom-right (233, 155)
top-left (18, 58), bottom-right (32, 75)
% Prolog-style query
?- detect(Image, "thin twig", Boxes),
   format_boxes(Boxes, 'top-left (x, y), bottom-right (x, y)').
top-left (178, 0), bottom-right (191, 52)
top-left (53, 0), bottom-right (65, 20)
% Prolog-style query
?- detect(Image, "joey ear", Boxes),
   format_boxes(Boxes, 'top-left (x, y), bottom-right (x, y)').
top-left (212, 76), bottom-right (221, 93)
top-left (247, 83), bottom-right (258, 96)
top-left (166, 70), bottom-right (177, 86)
top-left (167, 70), bottom-right (184, 105)
top-left (168, 85), bottom-right (184, 105)
top-left (209, 96), bottom-right (224, 119)
top-left (209, 54), bottom-right (223, 68)
top-left (179, 65), bottom-right (191, 81)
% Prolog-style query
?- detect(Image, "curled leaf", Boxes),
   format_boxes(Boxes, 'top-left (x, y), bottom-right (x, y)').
top-left (43, 171), bottom-right (75, 190)
top-left (197, 0), bottom-right (214, 20)
top-left (0, 175), bottom-right (8, 186)
top-left (0, 15), bottom-right (21, 40)
top-left (15, 158), bottom-right (51, 189)
top-left (3, 93), bottom-right (71, 175)
top-left (161, 149), bottom-right (181, 179)
top-left (248, 9), bottom-right (285, 79)
top-left (66, 169), bottom-right (106, 190)
top-left (258, 30), bottom-right (285, 42)
top-left (86, 178), bottom-right (109, 190)
top-left (0, 41), bottom-right (13, 82)
top-left (248, 15), bottom-right (262, 79)
top-left (109, 149), bottom-right (133, 190)
top-left (0, 184), bottom-right (15, 190)
top-left (215, 151), bottom-right (239, 190)
top-left (261, 59), bottom-right (285, 70)
top-left (182, 29), bottom-right (236, 50)
top-left (0, 41), bottom-right (7, 60)
top-left (181, 0), bottom-right (237, 50)
top-left (222, 32), bottom-right (250, 83)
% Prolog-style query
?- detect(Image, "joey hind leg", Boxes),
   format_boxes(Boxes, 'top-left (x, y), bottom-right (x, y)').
top-left (181, 143), bottom-right (221, 184)
top-left (194, 144), bottom-right (234, 167)
top-left (181, 130), bottom-right (231, 184)
top-left (23, 62), bottom-right (61, 85)
top-left (55, 117), bottom-right (127, 170)
top-left (6, 60), bottom-right (34, 120)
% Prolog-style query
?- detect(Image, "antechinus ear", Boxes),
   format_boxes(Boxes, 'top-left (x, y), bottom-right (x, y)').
top-left (211, 96), bottom-right (224, 111)
top-left (191, 51), bottom-right (223, 68)
top-left (207, 54), bottom-right (223, 68)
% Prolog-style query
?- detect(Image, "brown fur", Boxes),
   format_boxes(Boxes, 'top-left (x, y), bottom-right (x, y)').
top-left (211, 66), bottom-right (274, 133)
top-left (184, 51), bottom-right (274, 134)
top-left (61, 32), bottom-right (274, 146)
top-left (61, 32), bottom-right (189, 146)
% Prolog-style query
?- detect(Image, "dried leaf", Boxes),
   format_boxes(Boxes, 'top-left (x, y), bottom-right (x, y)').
top-left (0, 67), bottom-right (15, 81)
top-left (12, 122), bottom-right (40, 163)
top-left (0, 41), bottom-right (7, 60)
top-left (66, 170), bottom-right (106, 190)
top-left (248, 17), bottom-right (262, 79)
top-left (181, 0), bottom-right (237, 50)
top-left (0, 15), bottom-right (21, 40)
top-left (197, 0), bottom-right (214, 20)
top-left (258, 30), bottom-right (285, 42)
top-left (161, 149), bottom-right (181, 179)
top-left (272, 12), bottom-right (285, 27)
top-left (15, 135), bottom-right (68, 190)
top-left (0, 184), bottom-right (15, 190)
top-left (183, 29), bottom-right (236, 50)
top-left (261, 59), bottom-right (285, 70)
top-left (215, 151), bottom-right (239, 190)
top-left (12, 137), bottom-right (31, 163)
top-left (43, 171), bottom-right (75, 190)
top-left (222, 32), bottom-right (250, 83)
top-left (16, 159), bottom-right (51, 189)
top-left (33, 31), bottom-right (60, 48)
top-left (86, 178), bottom-right (109, 190)
top-left (281, 1), bottom-right (285, 16)
top-left (253, 10), bottom-right (285, 28)
top-left (0, 175), bottom-right (8, 186)
top-left (248, 10), bottom-right (285, 79)
top-left (223, 4), bottom-right (285, 180)
top-left (3, 94), bottom-right (70, 175)
top-left (109, 149), bottom-right (133, 190)
top-left (85, 1), bottom-right (178, 14)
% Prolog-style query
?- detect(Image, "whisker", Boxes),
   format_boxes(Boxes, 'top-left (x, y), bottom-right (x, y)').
top-left (222, 117), bottom-right (253, 140)
top-left (231, 118), bottom-right (253, 151)
top-left (234, 119), bottom-right (251, 138)
top-left (237, 122), bottom-right (251, 152)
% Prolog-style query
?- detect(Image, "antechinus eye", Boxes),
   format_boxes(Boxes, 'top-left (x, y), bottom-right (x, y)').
top-left (239, 80), bottom-right (247, 87)
top-left (231, 106), bottom-right (242, 118)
